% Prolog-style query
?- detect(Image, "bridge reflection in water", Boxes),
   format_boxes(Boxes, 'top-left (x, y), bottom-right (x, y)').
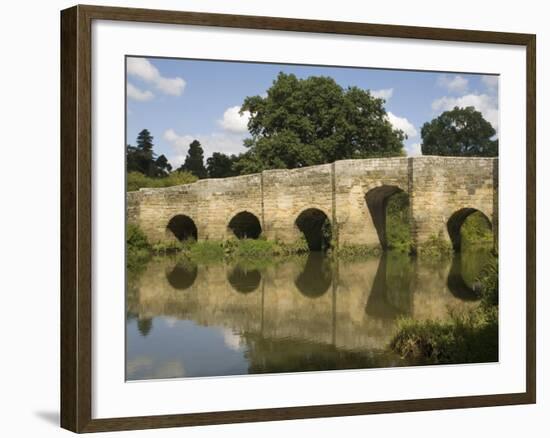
top-left (126, 249), bottom-right (491, 380)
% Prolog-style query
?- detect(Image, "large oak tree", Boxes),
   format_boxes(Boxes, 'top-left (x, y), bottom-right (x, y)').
top-left (234, 72), bottom-right (406, 174)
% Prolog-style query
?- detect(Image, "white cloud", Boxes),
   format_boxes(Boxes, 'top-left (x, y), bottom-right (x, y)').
top-left (437, 74), bottom-right (469, 93)
top-left (127, 57), bottom-right (158, 81)
top-left (126, 82), bottom-right (154, 101)
top-left (219, 106), bottom-right (251, 133)
top-left (371, 88), bottom-right (393, 100)
top-left (163, 129), bottom-right (247, 167)
top-left (431, 93), bottom-right (499, 132)
top-left (127, 57), bottom-right (186, 96)
top-left (406, 142), bottom-right (422, 157)
top-left (481, 75), bottom-right (499, 91)
top-left (386, 112), bottom-right (418, 138)
top-left (222, 329), bottom-right (243, 351)
top-left (155, 77), bottom-right (186, 96)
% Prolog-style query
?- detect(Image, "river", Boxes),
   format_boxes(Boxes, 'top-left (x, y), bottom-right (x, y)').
top-left (126, 248), bottom-right (492, 380)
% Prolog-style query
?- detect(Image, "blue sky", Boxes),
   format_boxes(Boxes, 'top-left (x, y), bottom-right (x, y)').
top-left (126, 57), bottom-right (499, 168)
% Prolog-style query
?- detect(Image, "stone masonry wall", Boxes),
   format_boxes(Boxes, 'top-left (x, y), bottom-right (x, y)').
top-left (262, 164), bottom-right (333, 242)
top-left (128, 156), bottom-right (498, 249)
top-left (334, 158), bottom-right (409, 248)
top-left (133, 174), bottom-right (262, 242)
top-left (410, 156), bottom-right (496, 248)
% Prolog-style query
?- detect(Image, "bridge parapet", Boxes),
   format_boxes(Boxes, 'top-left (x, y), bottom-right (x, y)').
top-left (127, 156), bottom-right (498, 250)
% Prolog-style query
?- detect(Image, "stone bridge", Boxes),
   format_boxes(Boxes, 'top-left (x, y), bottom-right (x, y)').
top-left (127, 156), bottom-right (498, 251)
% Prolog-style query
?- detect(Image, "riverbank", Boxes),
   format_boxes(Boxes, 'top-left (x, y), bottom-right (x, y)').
top-left (127, 219), bottom-right (493, 273)
top-left (389, 258), bottom-right (498, 364)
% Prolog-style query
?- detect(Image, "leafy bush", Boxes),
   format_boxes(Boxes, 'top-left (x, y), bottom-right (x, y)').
top-left (151, 239), bottom-right (191, 254)
top-left (337, 244), bottom-right (381, 259)
top-left (275, 236), bottom-right (310, 255)
top-left (390, 308), bottom-right (498, 364)
top-left (126, 224), bottom-right (151, 271)
top-left (476, 258), bottom-right (499, 308)
top-left (188, 241), bottom-right (225, 262)
top-left (225, 237), bottom-right (310, 258)
top-left (386, 192), bottom-right (412, 252)
top-left (461, 211), bottom-right (493, 246)
top-left (417, 234), bottom-right (453, 259)
top-left (127, 171), bottom-right (197, 192)
top-left (227, 238), bottom-right (277, 258)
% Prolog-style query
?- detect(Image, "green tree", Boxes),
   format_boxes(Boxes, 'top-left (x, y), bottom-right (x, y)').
top-left (153, 154), bottom-right (172, 177)
top-left (206, 152), bottom-right (239, 178)
top-left (235, 72), bottom-right (405, 174)
top-left (421, 106), bottom-right (498, 157)
top-left (127, 129), bottom-right (163, 176)
top-left (178, 140), bottom-right (207, 179)
top-left (136, 128), bottom-right (155, 175)
top-left (127, 129), bottom-right (180, 180)
top-left (126, 144), bottom-right (140, 173)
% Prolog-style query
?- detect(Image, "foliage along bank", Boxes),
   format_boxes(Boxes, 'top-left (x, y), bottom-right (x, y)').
top-left (389, 257), bottom-right (498, 365)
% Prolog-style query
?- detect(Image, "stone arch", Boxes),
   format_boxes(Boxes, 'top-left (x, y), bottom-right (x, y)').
top-left (447, 208), bottom-right (492, 251)
top-left (365, 185), bottom-right (408, 249)
top-left (295, 208), bottom-right (332, 251)
top-left (166, 214), bottom-right (198, 242)
top-left (228, 211), bottom-right (262, 239)
top-left (228, 265), bottom-right (261, 293)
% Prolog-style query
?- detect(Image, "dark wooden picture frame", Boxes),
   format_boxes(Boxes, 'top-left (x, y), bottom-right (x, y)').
top-left (61, 4), bottom-right (536, 433)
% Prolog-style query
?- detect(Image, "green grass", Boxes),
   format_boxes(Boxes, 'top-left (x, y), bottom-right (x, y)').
top-left (390, 307), bottom-right (498, 364)
top-left (151, 239), bottom-right (192, 254)
top-left (475, 257), bottom-right (499, 308)
top-left (126, 221), bottom-right (316, 267)
top-left (274, 236), bottom-right (310, 255)
top-left (188, 240), bottom-right (225, 262)
top-left (224, 238), bottom-right (278, 258)
top-left (336, 244), bottom-right (382, 260)
top-left (127, 171), bottom-right (197, 192)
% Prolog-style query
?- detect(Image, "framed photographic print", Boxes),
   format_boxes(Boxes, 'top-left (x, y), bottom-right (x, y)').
top-left (60, 4), bottom-right (536, 433)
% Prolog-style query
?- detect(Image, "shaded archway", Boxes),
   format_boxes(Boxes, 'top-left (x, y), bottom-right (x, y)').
top-left (294, 252), bottom-right (332, 298)
top-left (228, 265), bottom-right (261, 293)
top-left (365, 185), bottom-right (409, 250)
top-left (295, 208), bottom-right (332, 252)
top-left (447, 208), bottom-right (492, 251)
top-left (166, 214), bottom-right (198, 242)
top-left (165, 260), bottom-right (198, 290)
top-left (228, 211), bottom-right (262, 239)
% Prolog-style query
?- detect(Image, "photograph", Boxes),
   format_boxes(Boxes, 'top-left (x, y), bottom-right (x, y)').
top-left (125, 57), bottom-right (500, 380)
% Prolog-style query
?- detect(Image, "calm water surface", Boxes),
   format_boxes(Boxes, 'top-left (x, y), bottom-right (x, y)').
top-left (126, 249), bottom-right (491, 380)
